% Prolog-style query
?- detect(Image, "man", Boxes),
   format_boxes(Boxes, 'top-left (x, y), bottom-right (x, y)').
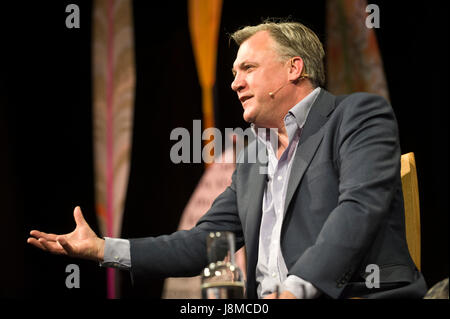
top-left (28, 20), bottom-right (427, 299)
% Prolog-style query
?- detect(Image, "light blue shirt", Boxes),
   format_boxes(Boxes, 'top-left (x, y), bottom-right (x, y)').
top-left (254, 87), bottom-right (321, 299)
top-left (102, 88), bottom-right (322, 299)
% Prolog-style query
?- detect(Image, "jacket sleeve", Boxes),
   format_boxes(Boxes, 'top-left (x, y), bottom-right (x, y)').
top-left (289, 93), bottom-right (402, 298)
top-left (129, 169), bottom-right (243, 284)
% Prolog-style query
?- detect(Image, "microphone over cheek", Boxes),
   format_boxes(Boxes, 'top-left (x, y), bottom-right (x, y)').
top-left (269, 73), bottom-right (310, 98)
top-left (268, 82), bottom-right (289, 98)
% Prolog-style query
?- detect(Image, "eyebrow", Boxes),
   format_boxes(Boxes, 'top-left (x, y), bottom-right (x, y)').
top-left (231, 61), bottom-right (258, 76)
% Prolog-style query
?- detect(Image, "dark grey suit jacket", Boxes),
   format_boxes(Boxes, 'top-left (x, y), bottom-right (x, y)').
top-left (130, 89), bottom-right (427, 299)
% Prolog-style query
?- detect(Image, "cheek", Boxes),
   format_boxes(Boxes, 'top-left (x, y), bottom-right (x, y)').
top-left (248, 73), bottom-right (270, 98)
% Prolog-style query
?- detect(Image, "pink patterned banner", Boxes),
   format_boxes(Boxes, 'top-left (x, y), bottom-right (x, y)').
top-left (92, 0), bottom-right (135, 299)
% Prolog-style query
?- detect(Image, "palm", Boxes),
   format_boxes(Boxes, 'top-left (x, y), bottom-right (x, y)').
top-left (63, 221), bottom-right (97, 257)
top-left (27, 206), bottom-right (103, 261)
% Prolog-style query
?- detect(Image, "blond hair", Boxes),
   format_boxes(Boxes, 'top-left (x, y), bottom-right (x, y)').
top-left (231, 19), bottom-right (325, 87)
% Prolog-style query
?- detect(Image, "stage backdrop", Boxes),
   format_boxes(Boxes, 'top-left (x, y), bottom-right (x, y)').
top-left (92, 0), bottom-right (135, 299)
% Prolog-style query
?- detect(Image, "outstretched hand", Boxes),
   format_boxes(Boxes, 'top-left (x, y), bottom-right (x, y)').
top-left (27, 206), bottom-right (105, 262)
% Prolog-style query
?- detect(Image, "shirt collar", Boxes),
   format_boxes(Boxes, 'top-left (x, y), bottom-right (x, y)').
top-left (252, 87), bottom-right (321, 145)
top-left (286, 86), bottom-right (321, 129)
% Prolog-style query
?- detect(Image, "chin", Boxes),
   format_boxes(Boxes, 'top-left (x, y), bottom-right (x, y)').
top-left (242, 111), bottom-right (255, 123)
top-left (242, 105), bottom-right (256, 122)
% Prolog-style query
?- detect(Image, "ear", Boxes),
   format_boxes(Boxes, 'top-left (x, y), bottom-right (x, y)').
top-left (287, 57), bottom-right (304, 82)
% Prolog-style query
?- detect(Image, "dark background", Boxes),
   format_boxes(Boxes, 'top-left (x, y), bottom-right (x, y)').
top-left (0, 0), bottom-right (447, 298)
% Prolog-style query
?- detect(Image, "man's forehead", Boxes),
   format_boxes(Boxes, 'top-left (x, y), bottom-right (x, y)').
top-left (232, 31), bottom-right (275, 68)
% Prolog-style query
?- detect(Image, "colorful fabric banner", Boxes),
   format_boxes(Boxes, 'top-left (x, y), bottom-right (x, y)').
top-left (92, 0), bottom-right (135, 299)
top-left (326, 0), bottom-right (389, 101)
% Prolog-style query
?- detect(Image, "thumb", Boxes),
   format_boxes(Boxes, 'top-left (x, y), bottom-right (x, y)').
top-left (74, 206), bottom-right (87, 227)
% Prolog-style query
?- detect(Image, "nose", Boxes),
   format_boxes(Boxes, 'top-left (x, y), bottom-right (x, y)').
top-left (231, 73), bottom-right (245, 93)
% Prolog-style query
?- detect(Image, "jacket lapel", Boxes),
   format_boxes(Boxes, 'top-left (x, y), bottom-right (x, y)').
top-left (245, 161), bottom-right (266, 248)
top-left (284, 89), bottom-right (336, 215)
top-left (243, 142), bottom-right (267, 294)
top-left (243, 89), bottom-right (336, 297)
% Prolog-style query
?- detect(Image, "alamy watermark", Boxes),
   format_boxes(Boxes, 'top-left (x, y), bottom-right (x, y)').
top-left (65, 4), bottom-right (80, 29)
top-left (170, 120), bottom-right (277, 172)
top-left (365, 264), bottom-right (380, 289)
top-left (366, 4), bottom-right (380, 29)
top-left (65, 264), bottom-right (80, 289)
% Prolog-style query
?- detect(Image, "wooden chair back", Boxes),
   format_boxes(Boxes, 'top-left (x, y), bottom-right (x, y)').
top-left (400, 152), bottom-right (421, 270)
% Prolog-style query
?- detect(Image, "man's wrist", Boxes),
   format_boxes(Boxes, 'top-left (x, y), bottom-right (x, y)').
top-left (96, 237), bottom-right (105, 262)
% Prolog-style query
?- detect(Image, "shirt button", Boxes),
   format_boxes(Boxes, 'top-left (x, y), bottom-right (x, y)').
top-left (277, 175), bottom-right (282, 181)
top-left (114, 256), bottom-right (119, 261)
top-left (272, 272), bottom-right (277, 278)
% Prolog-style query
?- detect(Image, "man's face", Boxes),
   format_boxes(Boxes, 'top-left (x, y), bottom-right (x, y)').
top-left (231, 31), bottom-right (289, 128)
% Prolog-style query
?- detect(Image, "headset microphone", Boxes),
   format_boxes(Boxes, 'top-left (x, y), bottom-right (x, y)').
top-left (268, 73), bottom-right (310, 98)
top-left (268, 83), bottom-right (288, 98)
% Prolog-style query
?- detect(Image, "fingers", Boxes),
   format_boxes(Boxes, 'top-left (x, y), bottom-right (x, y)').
top-left (28, 230), bottom-right (69, 255)
top-left (27, 230), bottom-right (59, 251)
top-left (28, 237), bottom-right (67, 255)
top-left (278, 290), bottom-right (297, 299)
top-left (56, 235), bottom-right (75, 255)
top-left (42, 238), bottom-right (68, 255)
top-left (29, 230), bottom-right (58, 242)
top-left (27, 237), bottom-right (47, 251)
top-left (28, 233), bottom-right (74, 257)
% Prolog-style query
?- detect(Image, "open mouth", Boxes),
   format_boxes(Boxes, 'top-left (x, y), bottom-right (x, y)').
top-left (239, 96), bottom-right (252, 104)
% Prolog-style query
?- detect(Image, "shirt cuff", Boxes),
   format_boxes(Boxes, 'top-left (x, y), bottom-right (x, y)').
top-left (100, 237), bottom-right (131, 270)
top-left (282, 275), bottom-right (321, 299)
